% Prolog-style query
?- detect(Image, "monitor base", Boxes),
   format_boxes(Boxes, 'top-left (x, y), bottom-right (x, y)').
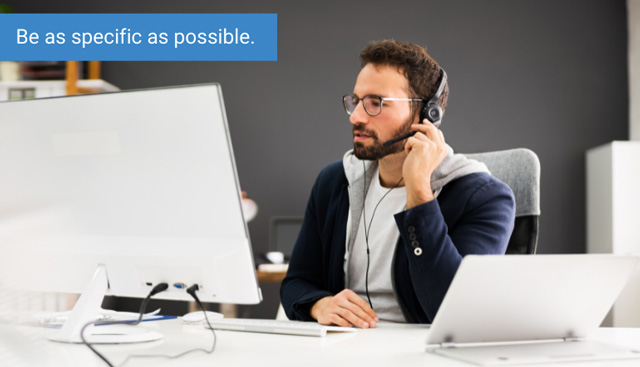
top-left (47, 324), bottom-right (164, 344)
top-left (45, 264), bottom-right (164, 344)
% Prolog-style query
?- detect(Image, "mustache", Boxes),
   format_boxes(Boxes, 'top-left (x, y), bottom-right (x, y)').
top-left (352, 124), bottom-right (378, 139)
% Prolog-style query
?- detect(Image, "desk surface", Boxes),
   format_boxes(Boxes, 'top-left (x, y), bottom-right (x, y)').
top-left (4, 320), bottom-right (640, 367)
top-left (256, 268), bottom-right (287, 283)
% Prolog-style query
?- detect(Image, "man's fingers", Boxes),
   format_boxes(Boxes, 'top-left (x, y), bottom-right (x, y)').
top-left (405, 135), bottom-right (433, 156)
top-left (405, 135), bottom-right (418, 154)
top-left (338, 289), bottom-right (377, 320)
top-left (336, 308), bottom-right (365, 327)
top-left (329, 290), bottom-right (378, 328)
top-left (408, 124), bottom-right (446, 157)
top-left (310, 289), bottom-right (380, 328)
top-left (344, 291), bottom-right (378, 320)
top-left (329, 314), bottom-right (351, 328)
top-left (321, 304), bottom-right (368, 328)
top-left (413, 122), bottom-right (440, 141)
top-left (335, 302), bottom-right (374, 328)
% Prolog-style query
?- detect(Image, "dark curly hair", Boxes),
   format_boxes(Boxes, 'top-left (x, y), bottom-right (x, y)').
top-left (360, 40), bottom-right (448, 117)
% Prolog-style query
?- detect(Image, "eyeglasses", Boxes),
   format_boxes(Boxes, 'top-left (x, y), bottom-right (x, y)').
top-left (342, 94), bottom-right (424, 117)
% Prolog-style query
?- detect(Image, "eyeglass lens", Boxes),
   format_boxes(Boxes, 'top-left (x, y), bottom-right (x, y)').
top-left (343, 95), bottom-right (382, 116)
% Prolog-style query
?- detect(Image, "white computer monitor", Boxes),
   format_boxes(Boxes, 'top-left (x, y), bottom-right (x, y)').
top-left (0, 84), bottom-right (262, 343)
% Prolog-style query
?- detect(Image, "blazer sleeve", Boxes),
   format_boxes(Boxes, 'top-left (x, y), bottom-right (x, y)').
top-left (393, 175), bottom-right (515, 321)
top-left (280, 164), bottom-right (344, 321)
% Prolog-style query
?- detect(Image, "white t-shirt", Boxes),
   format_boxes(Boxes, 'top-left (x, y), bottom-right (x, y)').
top-left (347, 168), bottom-right (406, 322)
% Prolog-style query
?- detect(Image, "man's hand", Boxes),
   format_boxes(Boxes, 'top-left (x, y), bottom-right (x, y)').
top-left (403, 122), bottom-right (448, 209)
top-left (310, 289), bottom-right (378, 328)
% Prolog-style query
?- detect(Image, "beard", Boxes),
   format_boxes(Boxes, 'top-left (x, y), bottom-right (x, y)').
top-left (353, 118), bottom-right (413, 160)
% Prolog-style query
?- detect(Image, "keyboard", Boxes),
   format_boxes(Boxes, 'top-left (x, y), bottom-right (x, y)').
top-left (203, 318), bottom-right (356, 337)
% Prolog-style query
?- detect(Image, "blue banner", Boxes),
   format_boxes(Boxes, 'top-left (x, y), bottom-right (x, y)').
top-left (0, 14), bottom-right (277, 61)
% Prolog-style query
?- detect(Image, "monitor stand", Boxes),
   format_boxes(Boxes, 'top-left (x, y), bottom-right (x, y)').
top-left (46, 265), bottom-right (164, 344)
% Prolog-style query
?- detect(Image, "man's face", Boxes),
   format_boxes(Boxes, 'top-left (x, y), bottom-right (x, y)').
top-left (350, 63), bottom-right (417, 160)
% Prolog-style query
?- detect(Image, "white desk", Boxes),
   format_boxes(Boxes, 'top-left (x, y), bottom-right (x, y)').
top-left (3, 320), bottom-right (640, 367)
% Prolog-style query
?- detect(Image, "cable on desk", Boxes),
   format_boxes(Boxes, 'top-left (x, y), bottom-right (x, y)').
top-left (185, 284), bottom-right (217, 355)
top-left (83, 283), bottom-right (217, 367)
top-left (81, 282), bottom-right (169, 367)
top-left (116, 284), bottom-right (218, 367)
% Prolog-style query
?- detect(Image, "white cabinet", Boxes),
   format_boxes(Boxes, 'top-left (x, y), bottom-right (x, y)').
top-left (587, 141), bottom-right (640, 326)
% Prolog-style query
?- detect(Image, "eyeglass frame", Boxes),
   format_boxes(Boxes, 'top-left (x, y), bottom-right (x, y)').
top-left (342, 94), bottom-right (425, 117)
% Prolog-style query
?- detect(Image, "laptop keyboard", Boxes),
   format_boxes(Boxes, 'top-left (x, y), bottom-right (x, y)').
top-left (203, 318), bottom-right (356, 337)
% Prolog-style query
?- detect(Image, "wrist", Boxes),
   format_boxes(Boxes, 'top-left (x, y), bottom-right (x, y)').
top-left (406, 185), bottom-right (434, 209)
top-left (310, 296), bottom-right (330, 320)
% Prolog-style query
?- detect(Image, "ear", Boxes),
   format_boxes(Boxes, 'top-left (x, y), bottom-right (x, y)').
top-left (412, 105), bottom-right (423, 124)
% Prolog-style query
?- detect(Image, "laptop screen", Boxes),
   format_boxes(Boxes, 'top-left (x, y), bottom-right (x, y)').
top-left (426, 254), bottom-right (640, 346)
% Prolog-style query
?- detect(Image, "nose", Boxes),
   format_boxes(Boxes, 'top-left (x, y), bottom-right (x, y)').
top-left (349, 99), bottom-right (369, 126)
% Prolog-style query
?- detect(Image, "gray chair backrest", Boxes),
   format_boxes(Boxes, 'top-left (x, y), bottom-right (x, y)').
top-left (465, 148), bottom-right (541, 254)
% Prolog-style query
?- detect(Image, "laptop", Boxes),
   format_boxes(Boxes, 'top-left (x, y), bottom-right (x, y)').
top-left (425, 254), bottom-right (640, 365)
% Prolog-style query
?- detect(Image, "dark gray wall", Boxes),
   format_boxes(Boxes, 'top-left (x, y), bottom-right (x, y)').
top-left (10, 0), bottom-right (629, 317)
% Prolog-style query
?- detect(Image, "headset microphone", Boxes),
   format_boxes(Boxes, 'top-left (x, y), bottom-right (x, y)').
top-left (382, 69), bottom-right (447, 147)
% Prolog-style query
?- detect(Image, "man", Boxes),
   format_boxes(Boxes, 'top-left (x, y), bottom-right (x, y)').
top-left (280, 40), bottom-right (515, 328)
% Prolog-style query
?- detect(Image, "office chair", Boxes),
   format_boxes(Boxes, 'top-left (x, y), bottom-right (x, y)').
top-left (465, 148), bottom-right (541, 254)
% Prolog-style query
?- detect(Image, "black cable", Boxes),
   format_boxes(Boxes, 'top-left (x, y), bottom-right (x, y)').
top-left (113, 284), bottom-right (216, 366)
top-left (185, 284), bottom-right (217, 354)
top-left (364, 246), bottom-right (373, 309)
top-left (361, 161), bottom-right (404, 310)
top-left (81, 282), bottom-right (217, 367)
top-left (80, 282), bottom-right (169, 367)
top-left (361, 161), bottom-right (373, 309)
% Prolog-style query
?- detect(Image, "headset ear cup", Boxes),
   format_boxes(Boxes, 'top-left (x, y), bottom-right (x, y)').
top-left (421, 68), bottom-right (447, 127)
top-left (424, 102), bottom-right (442, 126)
